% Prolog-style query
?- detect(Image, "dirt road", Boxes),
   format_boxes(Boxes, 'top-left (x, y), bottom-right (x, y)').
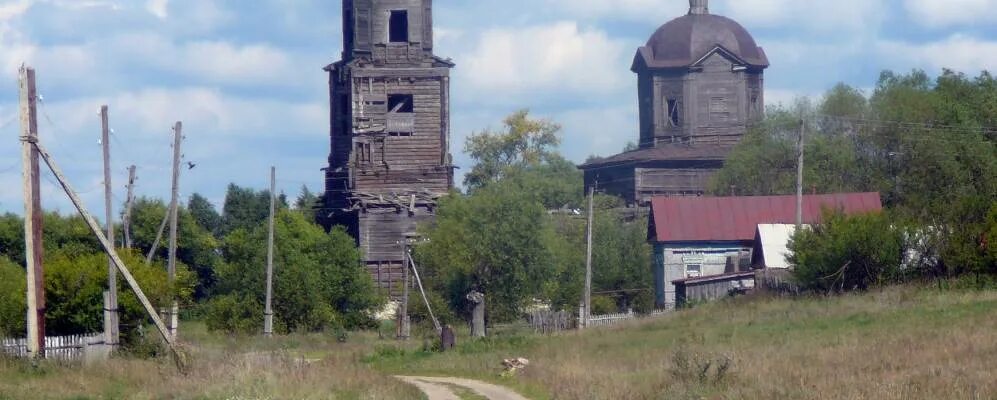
top-left (395, 376), bottom-right (530, 400)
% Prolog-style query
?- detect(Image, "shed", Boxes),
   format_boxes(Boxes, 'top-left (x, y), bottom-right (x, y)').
top-left (673, 271), bottom-right (756, 308)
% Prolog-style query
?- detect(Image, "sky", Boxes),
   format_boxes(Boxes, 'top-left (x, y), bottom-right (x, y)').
top-left (0, 0), bottom-right (995, 219)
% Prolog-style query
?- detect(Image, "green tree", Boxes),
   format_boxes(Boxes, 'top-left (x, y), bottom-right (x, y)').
top-left (295, 185), bottom-right (321, 225)
top-left (207, 211), bottom-right (381, 333)
top-left (0, 257), bottom-right (25, 337)
top-left (220, 184), bottom-right (283, 236)
top-left (463, 109), bottom-right (562, 190)
top-left (131, 198), bottom-right (224, 299)
top-left (44, 249), bottom-right (194, 339)
top-left (188, 193), bottom-right (222, 235)
top-left (416, 182), bottom-right (565, 322)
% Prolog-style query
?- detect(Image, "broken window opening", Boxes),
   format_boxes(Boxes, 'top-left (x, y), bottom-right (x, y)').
top-left (666, 99), bottom-right (680, 127)
top-left (355, 142), bottom-right (372, 164)
top-left (389, 10), bottom-right (409, 43)
top-left (388, 94), bottom-right (414, 113)
top-left (389, 132), bottom-right (414, 137)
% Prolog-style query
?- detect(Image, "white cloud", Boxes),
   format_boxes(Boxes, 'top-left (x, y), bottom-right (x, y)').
top-left (460, 22), bottom-right (628, 96)
top-left (146, 0), bottom-right (168, 19)
top-left (878, 34), bottom-right (997, 73)
top-left (904, 0), bottom-right (997, 27)
top-left (0, 0), bottom-right (32, 22)
top-left (544, 0), bottom-right (685, 22)
top-left (723, 0), bottom-right (886, 32)
top-left (552, 105), bottom-right (637, 161)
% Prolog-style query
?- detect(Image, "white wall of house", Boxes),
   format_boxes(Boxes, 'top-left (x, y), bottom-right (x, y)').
top-left (654, 243), bottom-right (751, 308)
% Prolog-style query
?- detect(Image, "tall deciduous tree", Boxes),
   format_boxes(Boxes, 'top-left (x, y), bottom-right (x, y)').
top-left (464, 109), bottom-right (562, 190)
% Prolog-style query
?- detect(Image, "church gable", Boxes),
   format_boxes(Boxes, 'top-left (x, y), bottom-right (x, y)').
top-left (692, 46), bottom-right (747, 72)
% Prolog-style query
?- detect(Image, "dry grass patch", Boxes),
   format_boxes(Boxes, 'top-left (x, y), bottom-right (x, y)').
top-left (0, 324), bottom-right (421, 400)
top-left (371, 286), bottom-right (997, 399)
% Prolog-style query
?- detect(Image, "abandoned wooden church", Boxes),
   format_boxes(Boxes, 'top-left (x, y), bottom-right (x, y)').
top-left (581, 0), bottom-right (769, 205)
top-left (323, 0), bottom-right (454, 296)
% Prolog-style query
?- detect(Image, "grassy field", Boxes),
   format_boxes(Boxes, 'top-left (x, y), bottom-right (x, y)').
top-left (2, 285), bottom-right (996, 399)
top-left (371, 285), bottom-right (997, 400)
top-left (0, 323), bottom-right (421, 400)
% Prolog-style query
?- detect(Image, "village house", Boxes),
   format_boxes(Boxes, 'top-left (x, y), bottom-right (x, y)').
top-left (648, 193), bottom-right (883, 308)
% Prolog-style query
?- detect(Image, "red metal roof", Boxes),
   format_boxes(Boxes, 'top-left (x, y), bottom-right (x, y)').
top-left (648, 193), bottom-right (883, 243)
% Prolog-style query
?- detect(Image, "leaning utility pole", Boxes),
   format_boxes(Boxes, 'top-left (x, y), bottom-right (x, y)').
top-left (100, 105), bottom-right (120, 348)
top-left (583, 186), bottom-right (594, 329)
top-left (19, 65), bottom-right (45, 359)
top-left (796, 118), bottom-right (805, 230)
top-left (167, 122), bottom-right (182, 338)
top-left (397, 243), bottom-right (411, 340)
top-left (123, 166), bottom-right (136, 249)
top-left (263, 166), bottom-right (275, 337)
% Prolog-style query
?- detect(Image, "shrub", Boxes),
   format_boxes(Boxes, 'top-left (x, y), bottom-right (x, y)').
top-left (789, 211), bottom-right (906, 292)
top-left (0, 257), bottom-right (25, 337)
top-left (590, 295), bottom-right (618, 315)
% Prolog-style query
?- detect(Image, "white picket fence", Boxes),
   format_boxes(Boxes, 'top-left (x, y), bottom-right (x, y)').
top-left (587, 309), bottom-right (670, 328)
top-left (1, 333), bottom-right (107, 362)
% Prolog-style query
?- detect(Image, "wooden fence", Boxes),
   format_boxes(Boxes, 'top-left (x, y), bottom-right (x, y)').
top-left (528, 310), bottom-right (574, 335)
top-left (588, 309), bottom-right (670, 328)
top-left (1, 333), bottom-right (107, 362)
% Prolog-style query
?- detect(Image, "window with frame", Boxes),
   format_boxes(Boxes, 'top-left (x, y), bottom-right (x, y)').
top-left (388, 10), bottom-right (409, 43)
top-left (685, 264), bottom-right (702, 278)
top-left (388, 94), bottom-right (414, 113)
top-left (666, 98), bottom-right (681, 127)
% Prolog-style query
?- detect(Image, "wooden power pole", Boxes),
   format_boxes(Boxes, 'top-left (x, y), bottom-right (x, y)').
top-left (100, 105), bottom-right (119, 348)
top-left (167, 122), bottom-right (182, 338)
top-left (796, 118), bottom-right (805, 230)
top-left (583, 186), bottom-right (594, 329)
top-left (264, 166), bottom-right (275, 337)
top-left (123, 165), bottom-right (136, 249)
top-left (19, 65), bottom-right (45, 359)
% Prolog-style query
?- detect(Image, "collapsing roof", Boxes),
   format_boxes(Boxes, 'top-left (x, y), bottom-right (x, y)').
top-left (648, 193), bottom-right (883, 243)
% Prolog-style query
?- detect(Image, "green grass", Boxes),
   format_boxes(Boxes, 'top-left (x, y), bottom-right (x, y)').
top-left (2, 284), bottom-right (995, 399)
top-left (366, 284), bottom-right (997, 399)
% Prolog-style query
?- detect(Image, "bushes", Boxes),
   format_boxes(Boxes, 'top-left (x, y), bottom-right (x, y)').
top-left (207, 211), bottom-right (382, 334)
top-left (44, 250), bottom-right (195, 340)
top-left (789, 212), bottom-right (906, 292)
top-left (0, 258), bottom-right (25, 337)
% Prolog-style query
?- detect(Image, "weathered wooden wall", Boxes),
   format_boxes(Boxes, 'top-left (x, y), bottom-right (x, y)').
top-left (326, 0), bottom-right (453, 297)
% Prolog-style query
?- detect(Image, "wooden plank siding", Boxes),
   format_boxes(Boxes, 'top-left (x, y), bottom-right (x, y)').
top-left (326, 0), bottom-right (453, 298)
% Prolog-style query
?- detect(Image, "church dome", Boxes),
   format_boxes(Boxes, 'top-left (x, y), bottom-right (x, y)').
top-left (633, 0), bottom-right (768, 71)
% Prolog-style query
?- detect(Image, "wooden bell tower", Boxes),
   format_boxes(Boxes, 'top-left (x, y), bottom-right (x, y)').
top-left (324, 0), bottom-right (455, 297)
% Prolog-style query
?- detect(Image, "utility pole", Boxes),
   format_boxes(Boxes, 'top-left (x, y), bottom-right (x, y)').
top-left (406, 248), bottom-right (440, 333)
top-left (397, 243), bottom-right (411, 340)
top-left (19, 65), bottom-right (44, 359)
top-left (100, 105), bottom-right (119, 348)
top-left (796, 118), bottom-right (805, 230)
top-left (264, 166), bottom-right (275, 337)
top-left (167, 121), bottom-right (182, 339)
top-left (123, 166), bottom-right (136, 249)
top-left (583, 186), bottom-right (594, 329)
top-left (145, 211), bottom-right (169, 264)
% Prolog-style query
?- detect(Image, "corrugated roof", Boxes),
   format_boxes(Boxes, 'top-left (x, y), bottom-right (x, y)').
top-left (648, 193), bottom-right (882, 243)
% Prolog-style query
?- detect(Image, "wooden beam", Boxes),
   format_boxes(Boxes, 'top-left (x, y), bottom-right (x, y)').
top-left (31, 138), bottom-right (176, 348)
top-left (19, 65), bottom-right (44, 359)
top-left (100, 105), bottom-right (119, 348)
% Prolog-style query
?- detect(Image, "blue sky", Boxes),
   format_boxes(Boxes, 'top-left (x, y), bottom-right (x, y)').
top-left (0, 0), bottom-right (995, 219)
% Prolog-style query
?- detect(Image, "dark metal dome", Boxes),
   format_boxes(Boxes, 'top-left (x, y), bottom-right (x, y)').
top-left (633, 13), bottom-right (769, 71)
